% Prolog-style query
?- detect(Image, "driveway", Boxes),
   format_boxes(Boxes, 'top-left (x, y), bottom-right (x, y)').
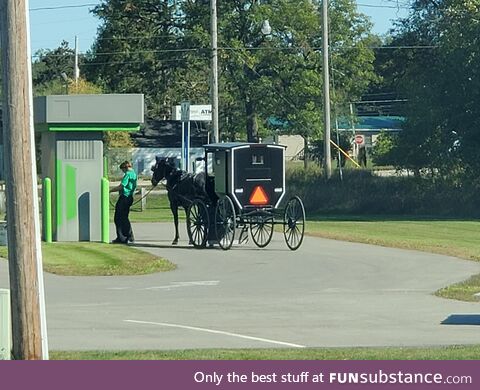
top-left (0, 222), bottom-right (479, 350)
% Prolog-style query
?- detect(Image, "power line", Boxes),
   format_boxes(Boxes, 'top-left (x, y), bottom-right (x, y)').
top-left (95, 34), bottom-right (178, 41)
top-left (80, 57), bottom-right (203, 67)
top-left (357, 3), bottom-right (410, 9)
top-left (32, 17), bottom-right (94, 27)
top-left (28, 1), bottom-right (412, 12)
top-left (29, 3), bottom-right (98, 12)
top-left (353, 99), bottom-right (408, 103)
top-left (31, 47), bottom-right (205, 59)
top-left (30, 43), bottom-right (438, 59)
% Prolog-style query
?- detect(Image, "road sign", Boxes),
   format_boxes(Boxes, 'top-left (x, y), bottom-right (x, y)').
top-left (180, 101), bottom-right (190, 122)
top-left (173, 104), bottom-right (212, 121)
top-left (354, 134), bottom-right (365, 145)
top-left (249, 186), bottom-right (269, 205)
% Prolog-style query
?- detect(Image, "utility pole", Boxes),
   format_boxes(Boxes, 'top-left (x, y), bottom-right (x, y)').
top-left (322, 0), bottom-right (332, 179)
top-left (211, 0), bottom-right (219, 143)
top-left (350, 102), bottom-right (356, 158)
top-left (0, 0), bottom-right (48, 360)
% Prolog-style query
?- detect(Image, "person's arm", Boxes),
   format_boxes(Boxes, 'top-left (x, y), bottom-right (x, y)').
top-left (110, 172), bottom-right (130, 193)
top-left (109, 183), bottom-right (123, 193)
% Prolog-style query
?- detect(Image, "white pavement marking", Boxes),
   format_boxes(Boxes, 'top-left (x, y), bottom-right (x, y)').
top-left (106, 281), bottom-right (220, 291)
top-left (143, 281), bottom-right (220, 290)
top-left (107, 287), bottom-right (131, 290)
top-left (124, 319), bottom-right (306, 348)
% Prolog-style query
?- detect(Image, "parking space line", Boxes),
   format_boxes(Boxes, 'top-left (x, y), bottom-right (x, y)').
top-left (124, 319), bottom-right (305, 348)
top-left (143, 281), bottom-right (219, 290)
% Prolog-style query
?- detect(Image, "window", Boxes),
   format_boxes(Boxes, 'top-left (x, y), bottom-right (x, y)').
top-left (252, 154), bottom-right (264, 165)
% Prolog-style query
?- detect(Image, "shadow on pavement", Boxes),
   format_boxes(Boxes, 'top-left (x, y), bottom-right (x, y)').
top-left (441, 314), bottom-right (480, 325)
top-left (129, 241), bottom-right (289, 252)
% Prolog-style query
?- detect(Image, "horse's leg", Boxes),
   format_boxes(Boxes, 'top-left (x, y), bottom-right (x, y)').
top-left (184, 205), bottom-right (193, 245)
top-left (171, 202), bottom-right (180, 245)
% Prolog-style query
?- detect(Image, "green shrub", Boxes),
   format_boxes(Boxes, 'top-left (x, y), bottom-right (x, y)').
top-left (286, 168), bottom-right (480, 217)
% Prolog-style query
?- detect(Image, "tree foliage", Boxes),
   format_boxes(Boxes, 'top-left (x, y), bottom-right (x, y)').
top-left (32, 40), bottom-right (105, 97)
top-left (377, 0), bottom-right (480, 180)
top-left (32, 41), bottom-right (75, 87)
top-left (86, 0), bottom-right (204, 119)
top-left (29, 40), bottom-right (134, 148)
top-left (84, 0), bottom-right (377, 143)
top-left (371, 131), bottom-right (398, 167)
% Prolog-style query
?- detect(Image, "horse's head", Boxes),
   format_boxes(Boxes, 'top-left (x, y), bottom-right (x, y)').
top-left (151, 156), bottom-right (175, 186)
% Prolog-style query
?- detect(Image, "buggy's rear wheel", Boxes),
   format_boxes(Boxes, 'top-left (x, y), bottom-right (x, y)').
top-left (250, 214), bottom-right (274, 248)
top-left (187, 199), bottom-right (209, 248)
top-left (283, 196), bottom-right (305, 251)
top-left (215, 196), bottom-right (236, 250)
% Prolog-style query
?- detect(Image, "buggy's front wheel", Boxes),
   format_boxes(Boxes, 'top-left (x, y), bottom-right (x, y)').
top-left (283, 196), bottom-right (305, 251)
top-left (215, 196), bottom-right (236, 250)
top-left (186, 199), bottom-right (209, 248)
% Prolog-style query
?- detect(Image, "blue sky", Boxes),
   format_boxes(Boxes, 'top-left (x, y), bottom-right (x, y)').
top-left (29, 0), bottom-right (410, 55)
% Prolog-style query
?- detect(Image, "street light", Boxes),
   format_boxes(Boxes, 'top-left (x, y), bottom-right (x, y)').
top-left (60, 72), bottom-right (69, 94)
top-left (261, 20), bottom-right (272, 36)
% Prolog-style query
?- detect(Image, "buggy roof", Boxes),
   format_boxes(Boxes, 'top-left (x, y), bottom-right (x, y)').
top-left (204, 142), bottom-right (286, 152)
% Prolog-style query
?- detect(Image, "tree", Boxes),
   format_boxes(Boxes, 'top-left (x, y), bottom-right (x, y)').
top-left (30, 42), bottom-right (133, 149)
top-left (86, 0), bottom-right (208, 119)
top-left (85, 0), bottom-right (377, 145)
top-left (371, 131), bottom-right (398, 167)
top-left (31, 40), bottom-right (106, 97)
top-left (205, 0), bottom-right (377, 142)
top-left (32, 41), bottom-right (75, 92)
top-left (374, 0), bottom-right (480, 179)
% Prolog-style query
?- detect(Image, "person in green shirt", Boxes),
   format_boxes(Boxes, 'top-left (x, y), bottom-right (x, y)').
top-left (110, 160), bottom-right (137, 244)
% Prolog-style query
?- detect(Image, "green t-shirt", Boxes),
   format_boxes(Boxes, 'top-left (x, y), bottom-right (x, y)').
top-left (121, 169), bottom-right (137, 197)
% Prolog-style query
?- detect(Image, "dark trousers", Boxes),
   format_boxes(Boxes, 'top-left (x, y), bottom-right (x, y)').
top-left (114, 195), bottom-right (134, 242)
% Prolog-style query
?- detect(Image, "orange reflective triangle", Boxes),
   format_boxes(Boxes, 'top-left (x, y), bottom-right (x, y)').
top-left (249, 186), bottom-right (269, 205)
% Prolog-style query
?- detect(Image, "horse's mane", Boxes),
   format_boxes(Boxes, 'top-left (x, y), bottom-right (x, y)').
top-left (153, 156), bottom-right (205, 198)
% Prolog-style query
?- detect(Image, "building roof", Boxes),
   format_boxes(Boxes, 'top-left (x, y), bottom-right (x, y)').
top-left (131, 119), bottom-right (208, 148)
top-left (267, 115), bottom-right (405, 133)
top-left (337, 116), bottom-right (405, 131)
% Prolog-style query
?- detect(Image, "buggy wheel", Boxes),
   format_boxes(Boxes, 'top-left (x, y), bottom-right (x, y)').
top-left (215, 196), bottom-right (236, 250)
top-left (250, 214), bottom-right (274, 248)
top-left (186, 199), bottom-right (209, 248)
top-left (283, 196), bottom-right (305, 251)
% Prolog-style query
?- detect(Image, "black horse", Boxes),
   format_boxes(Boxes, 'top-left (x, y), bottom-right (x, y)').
top-left (151, 157), bottom-right (208, 245)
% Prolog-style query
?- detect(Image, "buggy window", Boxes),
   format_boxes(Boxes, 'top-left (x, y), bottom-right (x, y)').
top-left (252, 154), bottom-right (264, 165)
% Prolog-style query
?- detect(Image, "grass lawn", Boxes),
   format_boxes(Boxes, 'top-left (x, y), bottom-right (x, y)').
top-left (306, 217), bottom-right (480, 261)
top-left (0, 242), bottom-right (176, 276)
top-left (51, 345), bottom-right (480, 360)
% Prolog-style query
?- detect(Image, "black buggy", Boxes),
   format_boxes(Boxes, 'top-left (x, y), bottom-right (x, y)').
top-left (186, 142), bottom-right (305, 251)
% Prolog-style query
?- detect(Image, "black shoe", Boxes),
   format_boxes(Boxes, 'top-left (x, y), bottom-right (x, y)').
top-left (111, 238), bottom-right (127, 244)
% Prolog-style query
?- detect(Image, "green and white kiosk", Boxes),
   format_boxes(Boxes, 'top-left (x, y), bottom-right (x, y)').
top-left (34, 94), bottom-right (144, 242)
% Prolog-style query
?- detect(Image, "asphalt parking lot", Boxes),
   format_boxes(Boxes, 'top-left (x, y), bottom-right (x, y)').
top-left (1, 222), bottom-right (479, 350)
